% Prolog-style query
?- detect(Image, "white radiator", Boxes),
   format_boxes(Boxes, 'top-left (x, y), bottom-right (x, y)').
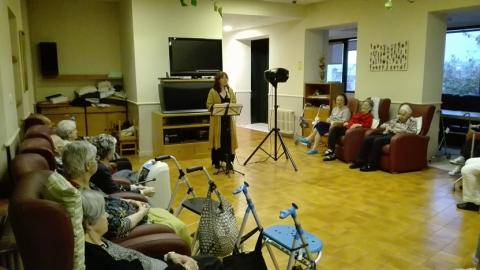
top-left (268, 108), bottom-right (295, 135)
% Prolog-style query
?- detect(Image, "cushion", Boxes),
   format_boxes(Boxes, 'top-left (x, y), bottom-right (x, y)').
top-left (414, 116), bottom-right (422, 135)
top-left (41, 171), bottom-right (85, 270)
top-left (371, 118), bottom-right (380, 129)
top-left (371, 97), bottom-right (380, 120)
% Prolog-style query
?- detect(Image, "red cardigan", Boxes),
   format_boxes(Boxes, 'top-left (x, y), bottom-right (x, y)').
top-left (346, 113), bottom-right (373, 129)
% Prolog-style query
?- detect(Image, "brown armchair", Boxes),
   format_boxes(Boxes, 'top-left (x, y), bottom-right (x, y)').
top-left (23, 113), bottom-right (51, 131)
top-left (9, 170), bottom-right (190, 270)
top-left (336, 98), bottom-right (391, 163)
top-left (379, 103), bottom-right (435, 173)
top-left (24, 125), bottom-right (54, 149)
top-left (18, 138), bottom-right (56, 170)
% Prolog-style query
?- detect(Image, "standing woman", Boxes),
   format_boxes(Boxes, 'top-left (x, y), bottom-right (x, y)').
top-left (207, 72), bottom-right (238, 169)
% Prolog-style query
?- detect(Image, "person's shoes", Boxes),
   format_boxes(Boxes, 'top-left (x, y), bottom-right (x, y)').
top-left (307, 149), bottom-right (319, 155)
top-left (448, 165), bottom-right (462, 176)
top-left (323, 149), bottom-right (333, 156)
top-left (213, 163), bottom-right (221, 169)
top-left (360, 164), bottom-right (378, 172)
top-left (449, 156), bottom-right (466, 165)
top-left (456, 202), bottom-right (479, 212)
top-left (323, 154), bottom-right (336, 161)
top-left (349, 161), bottom-right (363, 169)
top-left (226, 162), bottom-right (233, 171)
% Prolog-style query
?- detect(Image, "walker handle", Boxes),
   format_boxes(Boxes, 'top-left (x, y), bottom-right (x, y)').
top-left (233, 181), bottom-right (249, 195)
top-left (155, 155), bottom-right (171, 161)
top-left (279, 203), bottom-right (298, 219)
top-left (186, 166), bottom-right (204, 173)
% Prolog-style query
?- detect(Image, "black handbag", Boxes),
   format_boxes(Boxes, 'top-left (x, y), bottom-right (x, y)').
top-left (223, 232), bottom-right (268, 270)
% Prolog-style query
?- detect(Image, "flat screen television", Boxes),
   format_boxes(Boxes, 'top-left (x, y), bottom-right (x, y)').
top-left (169, 37), bottom-right (222, 77)
top-left (158, 80), bottom-right (213, 113)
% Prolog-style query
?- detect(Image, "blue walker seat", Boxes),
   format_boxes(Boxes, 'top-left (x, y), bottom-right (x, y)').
top-left (264, 225), bottom-right (323, 254)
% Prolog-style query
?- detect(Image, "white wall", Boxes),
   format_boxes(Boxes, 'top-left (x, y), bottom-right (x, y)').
top-left (0, 0), bottom-right (33, 196)
top-left (130, 0), bottom-right (222, 155)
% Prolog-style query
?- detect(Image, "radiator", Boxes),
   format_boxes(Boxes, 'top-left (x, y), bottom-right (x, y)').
top-left (268, 108), bottom-right (295, 135)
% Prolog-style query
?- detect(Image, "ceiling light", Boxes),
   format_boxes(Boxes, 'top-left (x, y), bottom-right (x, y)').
top-left (223, 25), bottom-right (233, 32)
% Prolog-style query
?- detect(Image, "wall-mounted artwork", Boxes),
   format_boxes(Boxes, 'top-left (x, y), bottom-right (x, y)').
top-left (369, 41), bottom-right (408, 72)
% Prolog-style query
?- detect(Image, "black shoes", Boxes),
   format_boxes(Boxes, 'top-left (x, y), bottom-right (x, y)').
top-left (456, 202), bottom-right (479, 212)
top-left (323, 154), bottom-right (336, 161)
top-left (349, 161), bottom-right (363, 169)
top-left (360, 164), bottom-right (377, 172)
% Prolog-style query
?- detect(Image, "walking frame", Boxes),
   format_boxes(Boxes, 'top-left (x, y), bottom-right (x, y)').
top-left (233, 182), bottom-right (323, 270)
top-left (155, 156), bottom-right (220, 254)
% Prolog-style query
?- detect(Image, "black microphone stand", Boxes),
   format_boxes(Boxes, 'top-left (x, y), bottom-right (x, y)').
top-left (243, 81), bottom-right (297, 171)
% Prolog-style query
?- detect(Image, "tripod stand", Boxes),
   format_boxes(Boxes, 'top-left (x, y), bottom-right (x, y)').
top-left (211, 103), bottom-right (245, 176)
top-left (243, 81), bottom-right (298, 171)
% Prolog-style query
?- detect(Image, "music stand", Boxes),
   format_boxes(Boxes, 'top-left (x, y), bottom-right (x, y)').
top-left (211, 103), bottom-right (244, 176)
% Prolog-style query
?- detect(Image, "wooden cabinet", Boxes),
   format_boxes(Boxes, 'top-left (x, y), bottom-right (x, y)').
top-left (152, 111), bottom-right (210, 160)
top-left (37, 102), bottom-right (126, 137)
top-left (302, 82), bottom-right (343, 136)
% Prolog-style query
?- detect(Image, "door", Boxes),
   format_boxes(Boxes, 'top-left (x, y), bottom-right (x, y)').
top-left (251, 39), bottom-right (269, 123)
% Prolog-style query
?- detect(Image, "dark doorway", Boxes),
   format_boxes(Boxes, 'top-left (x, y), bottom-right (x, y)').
top-left (251, 38), bottom-right (269, 123)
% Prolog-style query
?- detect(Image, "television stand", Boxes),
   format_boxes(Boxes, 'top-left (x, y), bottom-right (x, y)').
top-left (152, 111), bottom-right (211, 160)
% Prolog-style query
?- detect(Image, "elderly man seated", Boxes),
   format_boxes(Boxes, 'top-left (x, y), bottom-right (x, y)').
top-left (350, 103), bottom-right (417, 172)
top-left (457, 157), bottom-right (480, 212)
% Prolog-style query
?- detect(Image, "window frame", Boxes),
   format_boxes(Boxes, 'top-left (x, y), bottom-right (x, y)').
top-left (328, 37), bottom-right (357, 93)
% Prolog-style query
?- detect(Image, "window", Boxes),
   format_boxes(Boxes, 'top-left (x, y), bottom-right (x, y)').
top-left (442, 28), bottom-right (480, 96)
top-left (327, 38), bottom-right (357, 92)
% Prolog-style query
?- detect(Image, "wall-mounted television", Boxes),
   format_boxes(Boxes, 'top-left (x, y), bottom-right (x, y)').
top-left (169, 37), bottom-right (222, 77)
top-left (158, 80), bottom-right (212, 113)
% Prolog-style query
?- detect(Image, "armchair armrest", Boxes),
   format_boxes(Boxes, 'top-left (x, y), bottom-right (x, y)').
top-left (365, 128), bottom-right (384, 137)
top-left (111, 224), bottom-right (175, 243)
top-left (385, 133), bottom-right (430, 172)
top-left (112, 176), bottom-right (131, 187)
top-left (343, 127), bottom-right (368, 142)
top-left (118, 233), bottom-right (191, 258)
top-left (389, 133), bottom-right (429, 150)
top-left (110, 192), bottom-right (148, 202)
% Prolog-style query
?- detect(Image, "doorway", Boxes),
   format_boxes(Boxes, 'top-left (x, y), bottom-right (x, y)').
top-left (251, 38), bottom-right (269, 124)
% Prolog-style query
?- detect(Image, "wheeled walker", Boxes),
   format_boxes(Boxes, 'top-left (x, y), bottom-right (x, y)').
top-left (233, 182), bottom-right (323, 270)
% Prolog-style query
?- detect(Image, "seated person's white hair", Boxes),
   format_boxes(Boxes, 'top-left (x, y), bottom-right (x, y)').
top-left (56, 120), bottom-right (77, 139)
top-left (89, 134), bottom-right (117, 160)
top-left (62, 141), bottom-right (97, 179)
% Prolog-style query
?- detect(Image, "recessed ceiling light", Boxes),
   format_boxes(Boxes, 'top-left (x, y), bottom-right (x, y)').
top-left (223, 25), bottom-right (233, 32)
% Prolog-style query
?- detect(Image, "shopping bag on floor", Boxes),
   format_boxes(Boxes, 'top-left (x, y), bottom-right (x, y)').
top-left (223, 232), bottom-right (267, 270)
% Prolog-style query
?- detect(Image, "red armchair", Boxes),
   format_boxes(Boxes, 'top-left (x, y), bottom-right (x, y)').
top-left (379, 103), bottom-right (435, 173)
top-left (9, 170), bottom-right (190, 270)
top-left (336, 98), bottom-right (391, 163)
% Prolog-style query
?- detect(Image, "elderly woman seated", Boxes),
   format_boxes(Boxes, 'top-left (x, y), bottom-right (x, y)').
top-left (297, 94), bottom-right (351, 155)
top-left (62, 141), bottom-right (191, 247)
top-left (456, 157), bottom-right (480, 212)
top-left (82, 189), bottom-right (224, 270)
top-left (350, 103), bottom-right (417, 172)
top-left (51, 119), bottom-right (78, 159)
top-left (323, 98), bottom-right (374, 161)
top-left (89, 134), bottom-right (153, 195)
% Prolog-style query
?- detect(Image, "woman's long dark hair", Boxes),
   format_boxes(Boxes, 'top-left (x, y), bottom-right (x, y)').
top-left (213, 71), bottom-right (229, 93)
